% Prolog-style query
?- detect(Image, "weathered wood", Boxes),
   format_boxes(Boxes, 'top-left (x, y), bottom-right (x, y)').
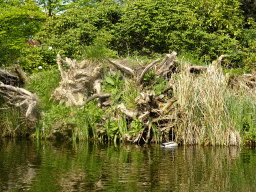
top-left (52, 54), bottom-right (103, 107)
top-left (160, 97), bottom-right (177, 114)
top-left (56, 54), bottom-right (68, 80)
top-left (156, 52), bottom-right (177, 77)
top-left (136, 58), bottom-right (160, 86)
top-left (0, 69), bottom-right (19, 86)
top-left (93, 79), bottom-right (103, 107)
top-left (107, 58), bottom-right (135, 77)
top-left (82, 93), bottom-right (112, 106)
top-left (145, 123), bottom-right (152, 143)
top-left (0, 82), bottom-right (39, 120)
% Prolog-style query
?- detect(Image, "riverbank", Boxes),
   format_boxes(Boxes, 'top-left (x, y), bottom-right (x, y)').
top-left (1, 53), bottom-right (256, 145)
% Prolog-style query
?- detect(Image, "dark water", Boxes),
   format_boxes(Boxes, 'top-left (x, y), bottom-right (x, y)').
top-left (0, 139), bottom-right (256, 191)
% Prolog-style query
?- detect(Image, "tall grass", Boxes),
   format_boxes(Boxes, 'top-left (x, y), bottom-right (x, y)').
top-left (173, 62), bottom-right (241, 145)
top-left (0, 98), bottom-right (28, 137)
top-left (225, 88), bottom-right (256, 142)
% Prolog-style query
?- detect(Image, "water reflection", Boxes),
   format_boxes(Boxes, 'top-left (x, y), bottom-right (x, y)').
top-left (0, 139), bottom-right (255, 191)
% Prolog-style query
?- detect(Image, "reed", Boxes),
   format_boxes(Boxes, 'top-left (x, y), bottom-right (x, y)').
top-left (0, 97), bottom-right (33, 137)
top-left (173, 62), bottom-right (241, 145)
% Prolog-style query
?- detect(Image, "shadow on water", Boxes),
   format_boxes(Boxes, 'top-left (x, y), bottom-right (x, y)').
top-left (0, 139), bottom-right (256, 191)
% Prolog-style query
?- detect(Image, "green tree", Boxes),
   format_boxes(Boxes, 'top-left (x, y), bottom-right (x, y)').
top-left (0, 0), bottom-right (46, 66)
top-left (36, 0), bottom-right (63, 16)
top-left (35, 0), bottom-right (121, 59)
top-left (36, 0), bottom-right (102, 16)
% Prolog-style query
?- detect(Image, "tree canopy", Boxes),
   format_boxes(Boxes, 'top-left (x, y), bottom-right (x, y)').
top-left (0, 0), bottom-right (46, 64)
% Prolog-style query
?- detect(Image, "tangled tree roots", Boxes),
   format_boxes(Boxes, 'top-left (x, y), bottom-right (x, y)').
top-left (51, 54), bottom-right (111, 107)
top-left (0, 67), bottom-right (39, 121)
top-left (48, 53), bottom-right (245, 145)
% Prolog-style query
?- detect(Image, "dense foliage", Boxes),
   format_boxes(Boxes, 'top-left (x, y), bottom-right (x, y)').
top-left (0, 0), bottom-right (46, 65)
top-left (1, 0), bottom-right (255, 71)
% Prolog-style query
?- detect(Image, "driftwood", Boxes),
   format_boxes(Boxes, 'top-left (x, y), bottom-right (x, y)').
top-left (189, 55), bottom-right (229, 75)
top-left (117, 103), bottom-right (138, 120)
top-left (106, 58), bottom-right (135, 76)
top-left (107, 52), bottom-right (178, 84)
top-left (51, 54), bottom-right (103, 107)
top-left (0, 66), bottom-right (38, 121)
top-left (156, 52), bottom-right (177, 77)
top-left (117, 89), bottom-right (178, 143)
top-left (0, 82), bottom-right (39, 120)
top-left (50, 53), bottom-right (180, 143)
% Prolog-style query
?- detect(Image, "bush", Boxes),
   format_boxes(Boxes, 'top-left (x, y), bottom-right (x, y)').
top-left (35, 0), bottom-right (121, 60)
top-left (19, 45), bottom-right (58, 73)
top-left (32, 0), bottom-right (255, 70)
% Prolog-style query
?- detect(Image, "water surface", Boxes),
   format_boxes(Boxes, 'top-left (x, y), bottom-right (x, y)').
top-left (0, 139), bottom-right (255, 191)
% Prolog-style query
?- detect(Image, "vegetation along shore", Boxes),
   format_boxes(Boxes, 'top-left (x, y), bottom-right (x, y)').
top-left (0, 0), bottom-right (256, 145)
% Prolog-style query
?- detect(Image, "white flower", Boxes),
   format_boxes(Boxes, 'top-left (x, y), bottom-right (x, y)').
top-left (38, 66), bottom-right (42, 69)
top-left (49, 47), bottom-right (52, 50)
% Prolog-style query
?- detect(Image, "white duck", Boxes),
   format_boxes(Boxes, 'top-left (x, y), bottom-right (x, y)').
top-left (160, 141), bottom-right (178, 148)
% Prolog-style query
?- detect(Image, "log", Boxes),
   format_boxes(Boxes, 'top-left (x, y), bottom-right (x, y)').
top-left (160, 97), bottom-right (178, 114)
top-left (106, 58), bottom-right (135, 77)
top-left (93, 79), bottom-right (103, 107)
top-left (52, 54), bottom-right (103, 107)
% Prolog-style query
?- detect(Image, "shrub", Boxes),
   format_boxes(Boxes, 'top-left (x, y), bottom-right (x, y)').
top-left (19, 45), bottom-right (58, 73)
top-left (35, 0), bottom-right (121, 60)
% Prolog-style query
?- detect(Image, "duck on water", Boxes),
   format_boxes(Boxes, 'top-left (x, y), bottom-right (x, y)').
top-left (160, 141), bottom-right (178, 148)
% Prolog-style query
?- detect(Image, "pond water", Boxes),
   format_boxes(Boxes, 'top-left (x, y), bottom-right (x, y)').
top-left (0, 139), bottom-right (256, 191)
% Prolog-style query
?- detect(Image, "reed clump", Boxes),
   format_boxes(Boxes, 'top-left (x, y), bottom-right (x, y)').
top-left (173, 62), bottom-right (238, 145)
top-left (173, 59), bottom-right (256, 145)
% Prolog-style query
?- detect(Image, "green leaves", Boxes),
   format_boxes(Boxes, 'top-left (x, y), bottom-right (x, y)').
top-left (0, 0), bottom-right (46, 66)
top-left (129, 118), bottom-right (144, 136)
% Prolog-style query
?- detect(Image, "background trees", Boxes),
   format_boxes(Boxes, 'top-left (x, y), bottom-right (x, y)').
top-left (0, 0), bottom-right (255, 71)
top-left (0, 0), bottom-right (46, 65)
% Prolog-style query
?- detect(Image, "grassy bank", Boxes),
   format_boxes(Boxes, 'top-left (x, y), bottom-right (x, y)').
top-left (1, 54), bottom-right (256, 145)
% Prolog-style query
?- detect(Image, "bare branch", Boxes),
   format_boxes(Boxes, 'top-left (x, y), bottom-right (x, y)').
top-left (136, 58), bottom-right (160, 86)
top-left (107, 58), bottom-right (135, 76)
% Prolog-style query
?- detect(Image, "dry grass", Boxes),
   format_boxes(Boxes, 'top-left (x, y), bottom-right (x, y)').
top-left (173, 62), bottom-right (241, 145)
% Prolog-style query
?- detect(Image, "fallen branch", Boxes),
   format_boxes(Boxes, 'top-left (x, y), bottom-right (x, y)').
top-left (82, 93), bottom-right (112, 106)
top-left (145, 123), bottom-right (152, 143)
top-left (136, 58), bottom-right (160, 86)
top-left (0, 69), bottom-right (19, 86)
top-left (156, 52), bottom-right (177, 77)
top-left (106, 58), bottom-right (135, 76)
